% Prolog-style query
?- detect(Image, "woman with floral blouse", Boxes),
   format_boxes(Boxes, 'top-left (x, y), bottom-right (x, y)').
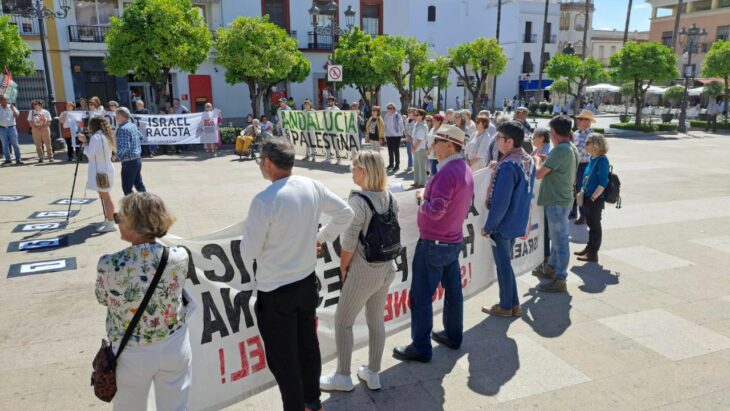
top-left (95, 192), bottom-right (191, 410)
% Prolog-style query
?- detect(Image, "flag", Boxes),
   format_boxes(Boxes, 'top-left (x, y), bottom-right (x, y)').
top-left (0, 68), bottom-right (18, 101)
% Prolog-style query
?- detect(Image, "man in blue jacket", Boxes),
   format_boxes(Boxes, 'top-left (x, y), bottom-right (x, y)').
top-left (480, 121), bottom-right (535, 317)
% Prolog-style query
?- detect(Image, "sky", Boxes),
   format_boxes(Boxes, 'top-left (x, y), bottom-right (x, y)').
top-left (592, 0), bottom-right (652, 32)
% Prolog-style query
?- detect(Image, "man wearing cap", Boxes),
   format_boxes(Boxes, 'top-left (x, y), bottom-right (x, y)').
top-left (323, 96), bottom-right (341, 164)
top-left (276, 97), bottom-right (291, 136)
top-left (393, 124), bottom-right (474, 362)
top-left (571, 109), bottom-right (595, 225)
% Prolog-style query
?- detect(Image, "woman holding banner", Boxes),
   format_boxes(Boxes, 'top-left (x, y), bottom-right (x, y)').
top-left (320, 150), bottom-right (397, 392)
top-left (201, 103), bottom-right (220, 157)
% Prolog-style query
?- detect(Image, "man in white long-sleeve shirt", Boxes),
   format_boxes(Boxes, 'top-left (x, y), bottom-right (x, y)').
top-left (241, 138), bottom-right (353, 411)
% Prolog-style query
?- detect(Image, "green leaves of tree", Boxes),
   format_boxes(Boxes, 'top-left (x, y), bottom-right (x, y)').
top-left (334, 28), bottom-right (388, 99)
top-left (0, 15), bottom-right (35, 76)
top-left (702, 40), bottom-right (730, 119)
top-left (448, 37), bottom-right (507, 113)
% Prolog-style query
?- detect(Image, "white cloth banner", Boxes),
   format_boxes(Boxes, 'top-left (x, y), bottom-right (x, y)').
top-left (281, 110), bottom-right (361, 159)
top-left (165, 168), bottom-right (543, 411)
top-left (64, 111), bottom-right (208, 145)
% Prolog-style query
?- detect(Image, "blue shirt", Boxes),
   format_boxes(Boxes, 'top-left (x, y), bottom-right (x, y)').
top-left (582, 155), bottom-right (609, 199)
top-left (484, 160), bottom-right (536, 238)
top-left (115, 121), bottom-right (142, 161)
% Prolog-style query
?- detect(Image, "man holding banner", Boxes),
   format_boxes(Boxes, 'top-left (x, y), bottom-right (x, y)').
top-left (394, 124), bottom-right (474, 362)
top-left (241, 139), bottom-right (353, 411)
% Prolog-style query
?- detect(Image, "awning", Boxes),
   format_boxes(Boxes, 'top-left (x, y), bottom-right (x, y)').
top-left (519, 79), bottom-right (554, 91)
top-left (586, 83), bottom-right (620, 93)
top-left (645, 85), bottom-right (667, 95)
top-left (693, 78), bottom-right (724, 85)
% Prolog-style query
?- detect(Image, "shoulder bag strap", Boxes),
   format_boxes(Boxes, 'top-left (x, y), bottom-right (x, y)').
top-left (114, 246), bottom-right (169, 361)
top-left (353, 192), bottom-right (378, 246)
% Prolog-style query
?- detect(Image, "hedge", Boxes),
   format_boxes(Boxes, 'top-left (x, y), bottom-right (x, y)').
top-left (609, 122), bottom-right (677, 133)
top-left (689, 120), bottom-right (730, 130)
top-left (220, 127), bottom-right (243, 144)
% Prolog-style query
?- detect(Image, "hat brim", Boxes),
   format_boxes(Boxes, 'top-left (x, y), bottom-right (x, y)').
top-left (577, 117), bottom-right (596, 123)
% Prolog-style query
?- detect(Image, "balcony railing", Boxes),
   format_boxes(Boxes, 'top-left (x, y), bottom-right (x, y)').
top-left (307, 31), bottom-right (339, 50)
top-left (9, 15), bottom-right (40, 35)
top-left (524, 33), bottom-right (537, 43)
top-left (68, 25), bottom-right (110, 43)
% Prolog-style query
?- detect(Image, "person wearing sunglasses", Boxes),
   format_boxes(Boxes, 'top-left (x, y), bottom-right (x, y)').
top-left (571, 109), bottom-right (596, 225)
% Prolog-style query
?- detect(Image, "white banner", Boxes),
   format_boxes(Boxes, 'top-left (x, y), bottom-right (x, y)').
top-left (281, 110), bottom-right (361, 160)
top-left (165, 168), bottom-right (543, 411)
top-left (65, 111), bottom-right (209, 145)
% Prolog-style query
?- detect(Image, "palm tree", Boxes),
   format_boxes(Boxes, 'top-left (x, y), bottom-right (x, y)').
top-left (582, 0), bottom-right (591, 59)
top-left (623, 0), bottom-right (633, 44)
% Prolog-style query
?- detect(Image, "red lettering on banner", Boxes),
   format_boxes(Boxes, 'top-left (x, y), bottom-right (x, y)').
top-left (384, 288), bottom-right (410, 322)
top-left (218, 335), bottom-right (268, 384)
top-left (460, 262), bottom-right (474, 288)
top-left (394, 289), bottom-right (408, 318)
top-left (432, 284), bottom-right (445, 302)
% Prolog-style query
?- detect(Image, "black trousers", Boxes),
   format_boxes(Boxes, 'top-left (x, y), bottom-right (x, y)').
top-left (255, 273), bottom-right (321, 411)
top-left (584, 197), bottom-right (604, 253)
top-left (572, 162), bottom-right (589, 217)
top-left (385, 136), bottom-right (401, 168)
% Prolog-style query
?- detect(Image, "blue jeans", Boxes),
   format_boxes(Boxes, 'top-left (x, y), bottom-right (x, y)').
top-left (406, 140), bottom-right (413, 168)
top-left (410, 239), bottom-right (464, 358)
top-left (121, 158), bottom-right (147, 195)
top-left (0, 126), bottom-right (21, 161)
top-left (491, 232), bottom-right (519, 310)
top-left (429, 159), bottom-right (438, 176)
top-left (545, 204), bottom-right (571, 280)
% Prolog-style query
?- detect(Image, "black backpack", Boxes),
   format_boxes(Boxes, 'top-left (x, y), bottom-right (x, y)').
top-left (353, 192), bottom-right (402, 262)
top-left (604, 165), bottom-right (622, 209)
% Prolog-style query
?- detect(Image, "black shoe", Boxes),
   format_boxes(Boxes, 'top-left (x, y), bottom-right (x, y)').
top-left (393, 345), bottom-right (430, 363)
top-left (574, 248), bottom-right (589, 256)
top-left (393, 167), bottom-right (400, 172)
top-left (386, 165), bottom-right (393, 170)
top-left (431, 331), bottom-right (460, 350)
top-left (568, 211), bottom-right (577, 219)
top-left (1, 160), bottom-right (11, 165)
top-left (574, 216), bottom-right (586, 225)
top-left (577, 253), bottom-right (598, 262)
top-left (15, 160), bottom-right (24, 165)
top-left (538, 279), bottom-right (567, 293)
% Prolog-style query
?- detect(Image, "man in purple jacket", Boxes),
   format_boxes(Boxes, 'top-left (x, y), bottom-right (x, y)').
top-left (393, 124), bottom-right (475, 363)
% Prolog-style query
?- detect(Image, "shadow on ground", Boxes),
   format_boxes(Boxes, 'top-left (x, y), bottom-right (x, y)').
top-left (570, 263), bottom-right (620, 294)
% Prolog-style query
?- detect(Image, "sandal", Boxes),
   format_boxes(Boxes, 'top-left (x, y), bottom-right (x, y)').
top-left (481, 304), bottom-right (512, 317)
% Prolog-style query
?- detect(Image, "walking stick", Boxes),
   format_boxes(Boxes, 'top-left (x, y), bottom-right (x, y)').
top-left (66, 146), bottom-right (81, 223)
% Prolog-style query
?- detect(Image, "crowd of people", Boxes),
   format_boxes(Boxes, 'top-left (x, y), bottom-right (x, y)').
top-left (85, 92), bottom-right (614, 410)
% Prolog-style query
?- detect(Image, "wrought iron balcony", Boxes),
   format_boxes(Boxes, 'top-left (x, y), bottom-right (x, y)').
top-left (68, 25), bottom-right (109, 43)
top-left (307, 31), bottom-right (338, 50)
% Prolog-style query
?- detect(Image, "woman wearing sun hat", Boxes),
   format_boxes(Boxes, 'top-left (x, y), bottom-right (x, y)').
top-left (571, 109), bottom-right (595, 225)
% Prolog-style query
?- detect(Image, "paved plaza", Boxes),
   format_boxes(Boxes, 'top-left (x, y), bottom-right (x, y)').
top-left (1, 122), bottom-right (730, 410)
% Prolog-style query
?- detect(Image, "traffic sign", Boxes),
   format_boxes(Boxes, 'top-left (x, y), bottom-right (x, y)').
top-left (327, 65), bottom-right (343, 82)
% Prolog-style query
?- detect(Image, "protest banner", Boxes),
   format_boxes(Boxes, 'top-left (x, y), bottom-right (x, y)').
top-left (165, 168), bottom-right (543, 411)
top-left (64, 111), bottom-right (209, 145)
top-left (280, 110), bottom-right (361, 160)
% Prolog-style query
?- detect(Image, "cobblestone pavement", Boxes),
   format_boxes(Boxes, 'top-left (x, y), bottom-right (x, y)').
top-left (1, 127), bottom-right (729, 410)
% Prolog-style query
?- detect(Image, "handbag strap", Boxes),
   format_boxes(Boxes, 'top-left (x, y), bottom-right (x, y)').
top-left (114, 246), bottom-right (169, 361)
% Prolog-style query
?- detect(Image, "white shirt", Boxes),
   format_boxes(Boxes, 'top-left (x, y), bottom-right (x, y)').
top-left (412, 121), bottom-right (428, 152)
top-left (241, 175), bottom-right (354, 292)
top-left (83, 131), bottom-right (115, 192)
top-left (325, 105), bottom-right (341, 112)
top-left (0, 104), bottom-right (19, 127)
top-left (27, 109), bottom-right (51, 127)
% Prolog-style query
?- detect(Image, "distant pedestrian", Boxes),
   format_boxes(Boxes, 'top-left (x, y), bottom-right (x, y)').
top-left (115, 107), bottom-right (147, 195)
top-left (320, 150), bottom-right (397, 393)
top-left (324, 96), bottom-right (342, 164)
top-left (534, 115), bottom-right (578, 293)
top-left (201, 103), bottom-right (221, 156)
top-left (411, 108), bottom-right (429, 188)
top-left (481, 121), bottom-right (535, 317)
top-left (96, 192), bottom-right (192, 411)
top-left (76, 116), bottom-right (116, 233)
top-left (575, 133), bottom-right (610, 263)
top-left (365, 105), bottom-right (385, 152)
top-left (393, 124), bottom-right (474, 362)
top-left (705, 98), bottom-right (721, 133)
top-left (241, 139), bottom-right (353, 411)
top-left (404, 107), bottom-right (416, 172)
top-left (302, 99), bottom-right (317, 161)
top-left (107, 100), bottom-right (119, 112)
top-left (466, 115), bottom-right (492, 171)
top-left (444, 108), bottom-right (455, 125)
top-left (384, 103), bottom-right (404, 171)
top-left (0, 95), bottom-right (22, 165)
top-left (59, 101), bottom-right (83, 162)
top-left (88, 96), bottom-right (104, 112)
top-left (27, 100), bottom-right (53, 163)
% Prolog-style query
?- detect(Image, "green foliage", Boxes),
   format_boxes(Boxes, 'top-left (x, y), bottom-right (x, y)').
top-left (550, 79), bottom-right (570, 96)
top-left (545, 54), bottom-right (606, 113)
top-left (528, 103), bottom-right (539, 113)
top-left (448, 37), bottom-right (507, 115)
top-left (214, 16), bottom-right (309, 117)
top-left (538, 102), bottom-right (549, 113)
top-left (105, 0), bottom-right (212, 106)
top-left (415, 56), bottom-right (450, 94)
top-left (609, 122), bottom-right (677, 132)
top-left (663, 85), bottom-right (685, 107)
top-left (609, 42), bottom-right (678, 125)
top-left (334, 28), bottom-right (388, 102)
top-left (0, 15), bottom-right (35, 76)
top-left (372, 35), bottom-right (429, 112)
top-left (702, 81), bottom-right (724, 98)
top-left (593, 127), bottom-right (605, 133)
top-left (702, 41), bottom-right (730, 120)
top-left (620, 82), bottom-right (636, 97)
top-left (220, 127), bottom-right (243, 144)
top-left (690, 120), bottom-right (730, 129)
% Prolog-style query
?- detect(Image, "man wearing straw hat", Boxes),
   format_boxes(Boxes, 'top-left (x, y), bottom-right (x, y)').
top-left (571, 109), bottom-right (595, 225)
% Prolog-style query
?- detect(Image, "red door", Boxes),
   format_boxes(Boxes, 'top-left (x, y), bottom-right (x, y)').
top-left (188, 75), bottom-right (212, 112)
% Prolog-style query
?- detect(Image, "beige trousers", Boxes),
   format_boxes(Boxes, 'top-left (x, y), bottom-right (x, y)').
top-left (31, 127), bottom-right (53, 160)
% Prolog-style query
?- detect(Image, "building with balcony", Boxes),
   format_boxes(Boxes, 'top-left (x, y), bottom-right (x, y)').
top-left (557, 0), bottom-right (594, 57)
top-left (590, 29), bottom-right (650, 66)
top-left (647, 0), bottom-right (730, 81)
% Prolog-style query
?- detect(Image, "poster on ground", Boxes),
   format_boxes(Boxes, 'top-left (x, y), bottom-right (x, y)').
top-left (280, 110), bottom-right (361, 160)
top-left (165, 168), bottom-right (543, 411)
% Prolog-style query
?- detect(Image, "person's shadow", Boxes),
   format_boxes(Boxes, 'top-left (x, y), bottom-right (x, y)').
top-left (322, 317), bottom-right (521, 410)
top-left (571, 263), bottom-right (619, 294)
top-left (520, 286), bottom-right (573, 338)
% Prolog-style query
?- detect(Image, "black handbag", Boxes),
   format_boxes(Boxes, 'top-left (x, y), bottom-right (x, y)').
top-left (91, 247), bottom-right (169, 402)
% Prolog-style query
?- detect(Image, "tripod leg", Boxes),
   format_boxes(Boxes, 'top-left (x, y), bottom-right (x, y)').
top-left (99, 193), bottom-right (107, 222)
top-left (66, 151), bottom-right (82, 222)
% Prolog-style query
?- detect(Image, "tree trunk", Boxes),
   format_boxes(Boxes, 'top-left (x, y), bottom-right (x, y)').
top-left (725, 77), bottom-right (729, 122)
top-left (399, 90), bottom-right (410, 116)
top-left (634, 79), bottom-right (643, 125)
top-left (247, 80), bottom-right (261, 118)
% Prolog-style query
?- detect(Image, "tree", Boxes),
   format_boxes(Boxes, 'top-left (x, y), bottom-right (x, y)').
top-left (0, 15), bottom-right (35, 76)
top-left (371, 35), bottom-right (429, 114)
top-left (545, 54), bottom-right (606, 116)
top-left (414, 56), bottom-right (450, 101)
top-left (105, 0), bottom-right (212, 110)
top-left (214, 16), bottom-right (309, 118)
top-left (620, 81), bottom-right (636, 116)
top-left (702, 80), bottom-right (724, 99)
top-left (663, 85), bottom-right (684, 111)
top-left (334, 28), bottom-right (388, 106)
top-left (550, 79), bottom-right (570, 106)
top-left (609, 41), bottom-right (678, 125)
top-left (448, 37), bottom-right (508, 116)
top-left (702, 40), bottom-right (730, 121)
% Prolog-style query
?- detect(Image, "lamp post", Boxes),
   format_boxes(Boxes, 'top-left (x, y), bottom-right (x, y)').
top-left (309, 1), bottom-right (356, 65)
top-left (677, 23), bottom-right (707, 133)
top-left (6, 0), bottom-right (70, 121)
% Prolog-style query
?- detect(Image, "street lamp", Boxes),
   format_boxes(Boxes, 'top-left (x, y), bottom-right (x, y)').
top-left (309, 1), bottom-right (357, 66)
top-left (677, 23), bottom-right (707, 133)
top-left (6, 0), bottom-right (70, 122)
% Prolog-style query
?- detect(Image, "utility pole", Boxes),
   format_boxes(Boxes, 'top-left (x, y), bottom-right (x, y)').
top-left (623, 0), bottom-right (633, 44)
top-left (582, 0), bottom-right (590, 59)
top-left (536, 0), bottom-right (550, 103)
top-left (671, 0), bottom-right (684, 51)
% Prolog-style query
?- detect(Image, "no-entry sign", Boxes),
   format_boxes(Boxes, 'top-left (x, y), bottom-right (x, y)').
top-left (327, 65), bottom-right (343, 82)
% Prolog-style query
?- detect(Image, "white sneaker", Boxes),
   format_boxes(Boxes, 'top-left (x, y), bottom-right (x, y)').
top-left (96, 221), bottom-right (117, 233)
top-left (336, 157), bottom-right (342, 165)
top-left (357, 365), bottom-right (381, 390)
top-left (323, 154), bottom-right (331, 162)
top-left (319, 372), bottom-right (354, 392)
